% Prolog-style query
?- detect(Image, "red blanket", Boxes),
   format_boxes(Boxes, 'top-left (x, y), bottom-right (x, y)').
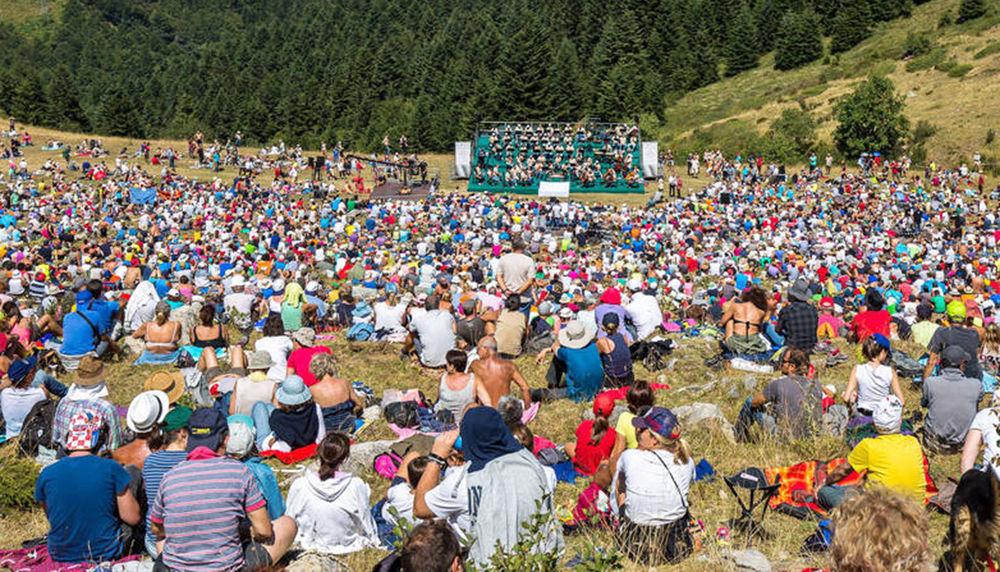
top-left (260, 443), bottom-right (318, 464)
top-left (0, 545), bottom-right (143, 571)
top-left (596, 382), bottom-right (670, 402)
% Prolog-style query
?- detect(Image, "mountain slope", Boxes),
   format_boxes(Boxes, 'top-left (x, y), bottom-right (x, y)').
top-left (651, 0), bottom-right (1000, 166)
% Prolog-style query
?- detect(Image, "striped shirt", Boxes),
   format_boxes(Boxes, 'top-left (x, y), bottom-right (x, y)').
top-left (151, 451), bottom-right (266, 571)
top-left (141, 450), bottom-right (188, 547)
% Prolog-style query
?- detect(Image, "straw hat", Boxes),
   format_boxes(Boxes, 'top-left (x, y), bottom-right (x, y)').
top-left (144, 370), bottom-right (186, 403)
top-left (74, 356), bottom-right (108, 387)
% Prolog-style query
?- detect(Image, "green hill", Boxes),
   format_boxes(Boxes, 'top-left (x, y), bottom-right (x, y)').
top-left (650, 0), bottom-right (1000, 167)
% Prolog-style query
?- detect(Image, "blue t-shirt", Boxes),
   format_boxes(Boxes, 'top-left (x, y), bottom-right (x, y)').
top-left (89, 300), bottom-right (119, 334)
top-left (60, 309), bottom-right (103, 355)
top-left (35, 455), bottom-right (131, 563)
top-left (246, 458), bottom-right (285, 520)
top-left (557, 345), bottom-right (603, 402)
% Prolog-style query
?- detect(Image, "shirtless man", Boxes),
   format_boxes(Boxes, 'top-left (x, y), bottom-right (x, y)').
top-left (307, 353), bottom-right (363, 412)
top-left (470, 336), bottom-right (531, 407)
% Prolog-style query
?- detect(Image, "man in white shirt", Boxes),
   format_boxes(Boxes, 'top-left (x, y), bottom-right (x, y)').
top-left (496, 239), bottom-right (535, 314)
top-left (223, 276), bottom-right (255, 340)
top-left (625, 278), bottom-right (662, 341)
top-left (405, 295), bottom-right (456, 368)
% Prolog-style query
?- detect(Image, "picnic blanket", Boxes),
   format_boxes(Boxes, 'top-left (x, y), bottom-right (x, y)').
top-left (0, 544), bottom-right (144, 572)
top-left (764, 456), bottom-right (938, 519)
top-left (260, 442), bottom-right (318, 464)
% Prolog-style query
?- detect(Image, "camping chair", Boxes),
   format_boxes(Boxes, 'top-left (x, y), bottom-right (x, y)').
top-left (724, 467), bottom-right (780, 547)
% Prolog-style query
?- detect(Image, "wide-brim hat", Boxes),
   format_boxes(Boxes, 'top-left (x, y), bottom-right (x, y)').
top-left (276, 375), bottom-right (312, 406)
top-left (74, 355), bottom-right (108, 387)
top-left (787, 278), bottom-right (810, 302)
top-left (126, 390), bottom-right (170, 433)
top-left (248, 351), bottom-right (275, 370)
top-left (558, 320), bottom-right (592, 349)
top-left (144, 370), bottom-right (186, 403)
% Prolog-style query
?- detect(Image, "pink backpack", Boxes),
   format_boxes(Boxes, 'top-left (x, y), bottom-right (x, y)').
top-left (373, 451), bottom-right (402, 479)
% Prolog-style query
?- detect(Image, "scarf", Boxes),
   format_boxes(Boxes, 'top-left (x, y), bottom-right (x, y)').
top-left (65, 382), bottom-right (109, 402)
top-left (461, 406), bottom-right (522, 473)
top-left (269, 404), bottom-right (319, 449)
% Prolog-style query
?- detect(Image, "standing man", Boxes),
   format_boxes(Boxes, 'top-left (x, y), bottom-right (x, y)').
top-left (496, 239), bottom-right (535, 317)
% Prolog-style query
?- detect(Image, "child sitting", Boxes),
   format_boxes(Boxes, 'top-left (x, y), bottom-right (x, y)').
top-left (569, 460), bottom-right (614, 530)
top-left (565, 395), bottom-right (617, 476)
top-left (374, 451), bottom-right (429, 546)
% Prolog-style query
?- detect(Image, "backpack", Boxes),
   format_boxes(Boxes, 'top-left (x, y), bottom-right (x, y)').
top-left (346, 322), bottom-right (374, 342)
top-left (524, 331), bottom-right (555, 355)
top-left (373, 451), bottom-right (403, 480)
top-left (383, 401), bottom-right (419, 428)
top-left (18, 399), bottom-right (57, 457)
top-left (891, 349), bottom-right (923, 378)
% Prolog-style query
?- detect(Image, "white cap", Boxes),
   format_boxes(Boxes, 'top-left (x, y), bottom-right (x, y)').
top-left (231, 275), bottom-right (246, 287)
top-left (306, 280), bottom-right (320, 293)
top-left (626, 277), bottom-right (643, 292)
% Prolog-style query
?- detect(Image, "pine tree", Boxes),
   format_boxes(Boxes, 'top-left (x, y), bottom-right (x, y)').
top-left (774, 9), bottom-right (823, 70)
top-left (10, 74), bottom-right (46, 125)
top-left (45, 66), bottom-right (88, 130)
top-left (98, 89), bottom-right (143, 137)
top-left (546, 38), bottom-right (584, 121)
top-left (830, 0), bottom-right (872, 53)
top-left (492, 13), bottom-right (549, 120)
top-left (958, 0), bottom-right (987, 22)
top-left (724, 1), bottom-right (760, 77)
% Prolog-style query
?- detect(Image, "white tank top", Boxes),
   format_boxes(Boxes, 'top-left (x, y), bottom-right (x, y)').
top-left (856, 362), bottom-right (893, 412)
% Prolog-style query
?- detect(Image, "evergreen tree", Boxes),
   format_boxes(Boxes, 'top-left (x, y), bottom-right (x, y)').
top-left (958, 0), bottom-right (987, 22)
top-left (10, 74), bottom-right (46, 125)
top-left (46, 66), bottom-right (89, 131)
top-left (725, 2), bottom-right (760, 77)
top-left (98, 89), bottom-right (143, 137)
top-left (834, 75), bottom-right (910, 157)
top-left (774, 9), bottom-right (823, 70)
top-left (492, 14), bottom-right (549, 120)
top-left (546, 38), bottom-right (584, 121)
top-left (830, 0), bottom-right (872, 53)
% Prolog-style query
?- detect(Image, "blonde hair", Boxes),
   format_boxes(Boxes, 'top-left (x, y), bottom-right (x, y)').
top-left (649, 431), bottom-right (693, 465)
top-left (984, 323), bottom-right (1000, 355)
top-left (830, 486), bottom-right (933, 572)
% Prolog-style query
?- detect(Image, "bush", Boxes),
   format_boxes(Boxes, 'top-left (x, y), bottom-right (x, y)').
top-left (948, 63), bottom-right (974, 77)
top-left (834, 75), bottom-right (910, 157)
top-left (987, 128), bottom-right (996, 144)
top-left (902, 32), bottom-right (933, 58)
top-left (958, 0), bottom-right (987, 22)
top-left (974, 42), bottom-right (1000, 59)
top-left (0, 456), bottom-right (40, 510)
top-left (935, 59), bottom-right (959, 72)
top-left (905, 47), bottom-right (947, 71)
top-left (939, 10), bottom-right (954, 27)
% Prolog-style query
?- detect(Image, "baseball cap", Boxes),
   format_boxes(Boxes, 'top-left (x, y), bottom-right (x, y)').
top-left (632, 406), bottom-right (681, 440)
top-left (871, 333), bottom-right (891, 352)
top-left (226, 415), bottom-right (256, 457)
top-left (820, 296), bottom-right (834, 309)
top-left (940, 345), bottom-right (971, 368)
top-left (162, 406), bottom-right (193, 432)
top-left (601, 312), bottom-right (620, 328)
top-left (8, 355), bottom-right (38, 386)
top-left (186, 407), bottom-right (229, 452)
top-left (593, 394), bottom-right (616, 418)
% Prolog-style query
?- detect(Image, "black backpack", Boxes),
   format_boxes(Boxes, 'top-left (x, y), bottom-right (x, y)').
top-left (18, 399), bottom-right (57, 457)
top-left (383, 401), bottom-right (419, 428)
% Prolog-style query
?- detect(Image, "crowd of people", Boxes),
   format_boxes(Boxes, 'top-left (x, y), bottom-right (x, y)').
top-left (472, 122), bottom-right (642, 189)
top-left (2, 118), bottom-right (1000, 570)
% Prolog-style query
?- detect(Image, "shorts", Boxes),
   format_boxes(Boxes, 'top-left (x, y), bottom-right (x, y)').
top-left (726, 334), bottom-right (768, 354)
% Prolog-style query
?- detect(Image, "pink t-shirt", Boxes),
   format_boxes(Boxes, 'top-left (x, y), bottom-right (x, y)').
top-left (286, 346), bottom-right (332, 386)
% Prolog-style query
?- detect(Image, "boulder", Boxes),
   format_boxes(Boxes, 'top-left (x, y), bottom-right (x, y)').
top-left (721, 549), bottom-right (772, 572)
top-left (285, 551), bottom-right (350, 572)
top-left (341, 439), bottom-right (397, 475)
top-left (673, 402), bottom-right (736, 443)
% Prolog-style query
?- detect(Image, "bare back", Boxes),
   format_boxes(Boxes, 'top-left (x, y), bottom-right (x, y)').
top-left (726, 301), bottom-right (766, 337)
top-left (310, 376), bottom-right (355, 409)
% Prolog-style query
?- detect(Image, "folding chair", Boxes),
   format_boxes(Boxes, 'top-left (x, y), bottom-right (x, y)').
top-left (724, 467), bottom-right (780, 547)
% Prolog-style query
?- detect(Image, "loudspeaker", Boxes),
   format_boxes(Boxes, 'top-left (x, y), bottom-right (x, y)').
top-left (641, 141), bottom-right (659, 179)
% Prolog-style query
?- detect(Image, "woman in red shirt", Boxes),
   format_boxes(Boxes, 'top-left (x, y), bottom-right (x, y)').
top-left (851, 289), bottom-right (891, 342)
top-left (566, 395), bottom-right (617, 476)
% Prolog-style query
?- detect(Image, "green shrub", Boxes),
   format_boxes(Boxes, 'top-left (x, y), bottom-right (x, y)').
top-left (948, 63), bottom-right (974, 77)
top-left (986, 128), bottom-right (996, 144)
top-left (939, 10), bottom-right (954, 27)
top-left (905, 47), bottom-right (947, 71)
top-left (974, 42), bottom-right (1000, 59)
top-left (935, 59), bottom-right (959, 72)
top-left (0, 456), bottom-right (40, 511)
top-left (902, 32), bottom-right (933, 58)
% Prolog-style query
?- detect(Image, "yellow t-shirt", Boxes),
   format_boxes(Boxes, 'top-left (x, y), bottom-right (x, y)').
top-left (615, 411), bottom-right (638, 450)
top-left (847, 433), bottom-right (926, 501)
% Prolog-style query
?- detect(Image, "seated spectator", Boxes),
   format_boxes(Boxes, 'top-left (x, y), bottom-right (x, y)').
top-left (615, 406), bottom-right (695, 566)
top-left (61, 290), bottom-right (110, 361)
top-left (776, 278), bottom-right (818, 353)
top-left (829, 487), bottom-right (933, 572)
top-left (609, 380), bottom-right (655, 470)
top-left (285, 432), bottom-right (380, 553)
top-left (150, 407), bottom-right (297, 571)
top-left (494, 294), bottom-right (527, 359)
top-left (596, 313), bottom-right (633, 388)
top-left (141, 406), bottom-right (191, 557)
top-left (35, 411), bottom-right (141, 564)
top-left (400, 519), bottom-right (467, 572)
top-left (818, 396), bottom-right (927, 508)
top-left (982, 322), bottom-right (1000, 376)
top-left (910, 303), bottom-right (939, 350)
top-left (720, 286), bottom-right (770, 354)
top-left (113, 389), bottom-right (170, 469)
top-left (843, 334), bottom-right (904, 416)
top-left (570, 460), bottom-right (614, 529)
top-left (308, 353), bottom-right (364, 432)
top-left (1, 355), bottom-right (51, 439)
top-left (625, 277), bottom-right (662, 341)
top-left (566, 395), bottom-right (617, 476)
top-left (735, 348), bottom-right (823, 442)
top-left (132, 300), bottom-right (182, 364)
top-left (961, 389), bottom-right (1000, 478)
top-left (816, 297), bottom-right (844, 339)
top-left (254, 315), bottom-right (293, 380)
top-left (534, 320), bottom-right (603, 402)
top-left (229, 351), bottom-right (280, 417)
top-left (925, 300), bottom-right (983, 381)
top-left (850, 289), bottom-right (891, 342)
top-left (53, 356), bottom-right (125, 453)
top-left (454, 298), bottom-right (492, 349)
top-left (404, 295), bottom-right (456, 368)
top-left (921, 346), bottom-right (982, 454)
top-left (379, 452), bottom-right (429, 543)
top-left (286, 327), bottom-right (332, 386)
top-left (226, 415), bottom-right (286, 520)
top-left (251, 375), bottom-right (326, 451)
top-left (435, 349), bottom-right (477, 425)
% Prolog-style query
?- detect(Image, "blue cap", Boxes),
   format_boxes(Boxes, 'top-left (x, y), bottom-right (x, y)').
top-left (8, 354), bottom-right (37, 385)
top-left (633, 406), bottom-right (681, 440)
top-left (871, 333), bottom-right (891, 352)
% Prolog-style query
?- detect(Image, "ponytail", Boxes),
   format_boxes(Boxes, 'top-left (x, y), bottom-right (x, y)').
top-left (155, 309), bottom-right (169, 326)
top-left (589, 416), bottom-right (609, 446)
top-left (667, 437), bottom-right (692, 465)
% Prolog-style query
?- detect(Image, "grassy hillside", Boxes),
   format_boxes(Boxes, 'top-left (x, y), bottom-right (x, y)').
top-left (652, 0), bottom-right (1000, 167)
